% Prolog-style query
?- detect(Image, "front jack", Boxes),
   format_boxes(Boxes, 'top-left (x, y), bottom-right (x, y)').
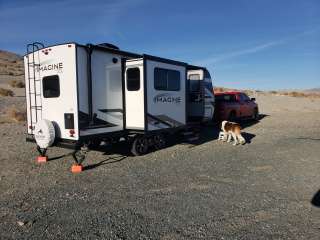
top-left (36, 146), bottom-right (48, 163)
top-left (71, 145), bottom-right (88, 173)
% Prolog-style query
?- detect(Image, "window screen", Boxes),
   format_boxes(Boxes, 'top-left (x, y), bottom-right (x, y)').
top-left (154, 68), bottom-right (180, 91)
top-left (189, 74), bottom-right (200, 80)
top-left (43, 75), bottom-right (60, 98)
top-left (127, 68), bottom-right (140, 91)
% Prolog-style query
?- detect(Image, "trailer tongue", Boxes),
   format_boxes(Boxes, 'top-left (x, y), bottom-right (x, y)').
top-left (24, 42), bottom-right (215, 172)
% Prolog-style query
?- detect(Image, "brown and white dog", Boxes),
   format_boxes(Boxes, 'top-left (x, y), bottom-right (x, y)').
top-left (221, 120), bottom-right (246, 145)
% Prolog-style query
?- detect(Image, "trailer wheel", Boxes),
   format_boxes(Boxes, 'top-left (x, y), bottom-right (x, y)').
top-left (88, 139), bottom-right (101, 149)
top-left (153, 134), bottom-right (166, 150)
top-left (131, 136), bottom-right (149, 156)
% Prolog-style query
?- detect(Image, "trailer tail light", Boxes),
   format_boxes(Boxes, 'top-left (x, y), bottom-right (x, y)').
top-left (29, 125), bottom-right (33, 130)
top-left (69, 129), bottom-right (75, 137)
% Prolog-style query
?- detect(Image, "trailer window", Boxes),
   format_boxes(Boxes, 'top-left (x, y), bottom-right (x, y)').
top-left (42, 75), bottom-right (60, 98)
top-left (189, 74), bottom-right (200, 80)
top-left (127, 68), bottom-right (140, 91)
top-left (154, 68), bottom-right (180, 91)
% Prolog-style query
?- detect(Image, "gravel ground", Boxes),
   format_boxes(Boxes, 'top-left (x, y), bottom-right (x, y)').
top-left (0, 94), bottom-right (320, 239)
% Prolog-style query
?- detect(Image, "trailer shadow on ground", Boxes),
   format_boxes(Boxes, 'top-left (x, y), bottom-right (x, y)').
top-left (311, 190), bottom-right (320, 207)
top-left (187, 114), bottom-right (267, 148)
top-left (83, 155), bottom-right (128, 171)
top-left (79, 114), bottom-right (267, 170)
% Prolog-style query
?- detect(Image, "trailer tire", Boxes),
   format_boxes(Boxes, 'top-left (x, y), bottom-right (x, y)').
top-left (88, 138), bottom-right (101, 149)
top-left (34, 119), bottom-right (55, 149)
top-left (153, 134), bottom-right (166, 150)
top-left (131, 136), bottom-right (149, 156)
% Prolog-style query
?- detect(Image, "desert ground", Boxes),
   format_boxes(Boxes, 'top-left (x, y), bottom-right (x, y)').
top-left (1, 85), bottom-right (320, 239)
top-left (1, 50), bottom-right (320, 239)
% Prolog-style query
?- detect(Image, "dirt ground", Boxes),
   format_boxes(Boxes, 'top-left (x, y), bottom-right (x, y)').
top-left (0, 93), bottom-right (320, 239)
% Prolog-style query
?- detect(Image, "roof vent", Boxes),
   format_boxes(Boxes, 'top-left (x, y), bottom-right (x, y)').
top-left (97, 43), bottom-right (119, 50)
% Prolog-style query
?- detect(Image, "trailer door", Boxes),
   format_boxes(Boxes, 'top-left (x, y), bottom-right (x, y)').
top-left (187, 69), bottom-right (205, 121)
top-left (125, 59), bottom-right (145, 130)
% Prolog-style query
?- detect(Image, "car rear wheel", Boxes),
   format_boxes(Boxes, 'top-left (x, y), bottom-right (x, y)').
top-left (253, 108), bottom-right (259, 120)
top-left (228, 111), bottom-right (236, 122)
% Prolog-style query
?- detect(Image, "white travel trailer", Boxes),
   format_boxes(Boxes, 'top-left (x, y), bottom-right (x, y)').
top-left (24, 42), bottom-right (214, 167)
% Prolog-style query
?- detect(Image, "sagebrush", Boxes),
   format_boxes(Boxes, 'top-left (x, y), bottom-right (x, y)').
top-left (9, 80), bottom-right (25, 88)
top-left (6, 106), bottom-right (26, 122)
top-left (0, 88), bottom-right (14, 97)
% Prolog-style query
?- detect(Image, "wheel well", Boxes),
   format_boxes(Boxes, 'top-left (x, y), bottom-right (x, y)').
top-left (229, 110), bottom-right (236, 116)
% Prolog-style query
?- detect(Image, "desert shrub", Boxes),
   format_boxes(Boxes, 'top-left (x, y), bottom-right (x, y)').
top-left (9, 80), bottom-right (25, 88)
top-left (214, 87), bottom-right (235, 93)
top-left (214, 87), bottom-right (225, 93)
top-left (269, 91), bottom-right (278, 94)
top-left (6, 106), bottom-right (26, 122)
top-left (8, 72), bottom-right (14, 76)
top-left (288, 91), bottom-right (306, 97)
top-left (243, 90), bottom-right (254, 96)
top-left (0, 88), bottom-right (14, 96)
top-left (277, 91), bottom-right (320, 98)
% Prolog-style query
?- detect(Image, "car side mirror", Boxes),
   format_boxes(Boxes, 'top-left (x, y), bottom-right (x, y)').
top-left (251, 98), bottom-right (256, 101)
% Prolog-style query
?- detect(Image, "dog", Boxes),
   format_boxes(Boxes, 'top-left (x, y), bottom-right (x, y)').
top-left (221, 120), bottom-right (246, 145)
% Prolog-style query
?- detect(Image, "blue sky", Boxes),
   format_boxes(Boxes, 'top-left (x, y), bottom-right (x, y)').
top-left (0, 0), bottom-right (319, 90)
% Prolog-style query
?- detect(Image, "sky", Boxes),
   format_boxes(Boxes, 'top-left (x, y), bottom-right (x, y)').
top-left (0, 0), bottom-right (319, 90)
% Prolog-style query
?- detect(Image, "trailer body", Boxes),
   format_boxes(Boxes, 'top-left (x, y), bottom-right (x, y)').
top-left (24, 42), bottom-right (214, 155)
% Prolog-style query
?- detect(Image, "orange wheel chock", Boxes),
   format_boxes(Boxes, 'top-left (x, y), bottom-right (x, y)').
top-left (71, 164), bottom-right (83, 173)
top-left (37, 156), bottom-right (48, 163)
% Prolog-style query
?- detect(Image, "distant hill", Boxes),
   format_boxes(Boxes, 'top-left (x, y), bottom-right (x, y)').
top-left (0, 50), bottom-right (24, 77)
top-left (306, 88), bottom-right (320, 92)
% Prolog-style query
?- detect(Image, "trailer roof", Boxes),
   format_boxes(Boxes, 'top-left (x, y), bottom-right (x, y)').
top-left (187, 65), bottom-right (207, 71)
top-left (23, 42), bottom-right (206, 69)
top-left (90, 44), bottom-right (142, 58)
top-left (143, 54), bottom-right (187, 67)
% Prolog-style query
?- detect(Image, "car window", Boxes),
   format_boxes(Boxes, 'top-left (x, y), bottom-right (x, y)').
top-left (215, 94), bottom-right (236, 102)
top-left (240, 93), bottom-right (250, 101)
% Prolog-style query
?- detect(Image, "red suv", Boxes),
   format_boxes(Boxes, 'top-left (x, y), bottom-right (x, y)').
top-left (214, 91), bottom-right (259, 121)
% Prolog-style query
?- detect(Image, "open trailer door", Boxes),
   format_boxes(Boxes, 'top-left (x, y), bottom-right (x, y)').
top-left (124, 58), bottom-right (145, 130)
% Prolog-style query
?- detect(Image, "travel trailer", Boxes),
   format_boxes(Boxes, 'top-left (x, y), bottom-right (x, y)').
top-left (24, 42), bottom-right (214, 170)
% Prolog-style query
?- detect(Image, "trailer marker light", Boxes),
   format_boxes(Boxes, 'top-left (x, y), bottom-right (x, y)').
top-left (68, 44), bottom-right (72, 48)
top-left (69, 129), bottom-right (75, 137)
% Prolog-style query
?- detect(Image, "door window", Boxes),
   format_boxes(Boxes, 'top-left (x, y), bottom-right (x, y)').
top-left (127, 68), bottom-right (140, 91)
